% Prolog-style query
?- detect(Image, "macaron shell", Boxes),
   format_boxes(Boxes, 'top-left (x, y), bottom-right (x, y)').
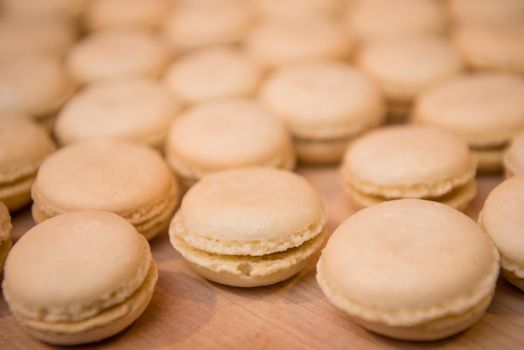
top-left (253, 0), bottom-right (341, 17)
top-left (2, 0), bottom-right (87, 19)
top-left (504, 131), bottom-right (524, 176)
top-left (295, 136), bottom-right (351, 164)
top-left (0, 202), bottom-right (12, 271)
top-left (448, 0), bottom-right (524, 25)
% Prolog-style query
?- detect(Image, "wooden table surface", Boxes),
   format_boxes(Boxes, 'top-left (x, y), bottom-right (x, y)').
top-left (1, 168), bottom-right (522, 350)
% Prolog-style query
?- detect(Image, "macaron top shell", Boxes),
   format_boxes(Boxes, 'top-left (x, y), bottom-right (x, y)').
top-left (260, 60), bottom-right (384, 139)
top-left (0, 202), bottom-right (11, 241)
top-left (55, 77), bottom-right (179, 146)
top-left (253, 0), bottom-right (341, 17)
top-left (505, 131), bottom-right (524, 176)
top-left (2, 211), bottom-right (151, 322)
top-left (179, 167), bottom-right (325, 243)
top-left (480, 176), bottom-right (524, 269)
top-left (33, 140), bottom-right (175, 216)
top-left (0, 118), bottom-right (56, 183)
top-left (319, 199), bottom-right (499, 326)
top-left (414, 73), bottom-right (524, 147)
top-left (342, 125), bottom-right (476, 197)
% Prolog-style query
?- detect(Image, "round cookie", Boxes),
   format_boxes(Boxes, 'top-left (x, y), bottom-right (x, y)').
top-left (55, 77), bottom-right (180, 148)
top-left (66, 29), bottom-right (170, 85)
top-left (0, 117), bottom-right (56, 211)
top-left (317, 199), bottom-right (499, 341)
top-left (2, 211), bottom-right (157, 345)
top-left (163, 46), bottom-right (262, 106)
top-left (31, 140), bottom-right (179, 240)
top-left (0, 202), bottom-right (12, 272)
top-left (504, 131), bottom-right (524, 177)
top-left (246, 16), bottom-right (352, 68)
top-left (169, 167), bottom-right (326, 287)
top-left (480, 176), bottom-right (524, 291)
top-left (414, 72), bottom-right (524, 173)
top-left (85, 0), bottom-right (171, 31)
top-left (164, 99), bottom-right (295, 187)
top-left (260, 60), bottom-right (385, 164)
top-left (2, 0), bottom-right (86, 19)
top-left (163, 0), bottom-right (253, 53)
top-left (448, 0), bottom-right (524, 25)
top-left (252, 0), bottom-right (341, 18)
top-left (356, 35), bottom-right (464, 120)
top-left (340, 125), bottom-right (477, 210)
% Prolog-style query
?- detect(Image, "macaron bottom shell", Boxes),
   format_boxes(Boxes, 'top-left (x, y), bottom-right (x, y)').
top-left (295, 136), bottom-right (351, 165)
top-left (0, 176), bottom-right (34, 212)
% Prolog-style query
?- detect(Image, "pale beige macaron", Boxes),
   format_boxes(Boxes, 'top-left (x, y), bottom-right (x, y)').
top-left (344, 0), bottom-right (447, 42)
top-left (32, 140), bottom-right (179, 240)
top-left (0, 117), bottom-right (56, 211)
top-left (0, 53), bottom-right (74, 127)
top-left (504, 131), bottom-right (524, 177)
top-left (452, 23), bottom-right (524, 75)
top-left (2, 0), bottom-right (86, 19)
top-left (85, 0), bottom-right (171, 31)
top-left (2, 211), bottom-right (157, 345)
top-left (163, 46), bottom-right (263, 106)
top-left (55, 77), bottom-right (180, 148)
top-left (169, 167), bottom-right (326, 287)
top-left (447, 0), bottom-right (524, 25)
top-left (356, 35), bottom-right (464, 120)
top-left (260, 60), bottom-right (385, 164)
top-left (414, 72), bottom-right (524, 173)
top-left (317, 199), bottom-right (499, 341)
top-left (340, 125), bottom-right (477, 210)
top-left (165, 98), bottom-right (295, 187)
top-left (246, 15), bottom-right (352, 68)
top-left (0, 14), bottom-right (77, 57)
top-left (163, 0), bottom-right (253, 53)
top-left (480, 176), bottom-right (524, 291)
top-left (66, 29), bottom-right (170, 85)
top-left (0, 202), bottom-right (12, 273)
top-left (252, 0), bottom-right (342, 18)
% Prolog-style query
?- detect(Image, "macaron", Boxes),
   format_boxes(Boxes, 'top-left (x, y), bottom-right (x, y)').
top-left (2, 0), bottom-right (86, 19)
top-left (164, 99), bottom-right (295, 187)
top-left (414, 72), bottom-right (524, 173)
top-left (0, 117), bottom-right (56, 211)
top-left (85, 0), bottom-right (171, 31)
top-left (169, 167), bottom-right (326, 287)
top-left (340, 125), bottom-right (477, 210)
top-left (356, 35), bottom-right (464, 120)
top-left (344, 0), bottom-right (447, 42)
top-left (0, 53), bottom-right (74, 126)
top-left (479, 176), bottom-right (524, 291)
top-left (504, 131), bottom-right (524, 177)
top-left (66, 29), bottom-right (170, 85)
top-left (260, 60), bottom-right (385, 164)
top-left (163, 0), bottom-right (253, 53)
top-left (317, 199), bottom-right (499, 341)
top-left (447, 0), bottom-right (524, 25)
top-left (452, 23), bottom-right (524, 75)
top-left (0, 202), bottom-right (12, 273)
top-left (32, 140), bottom-right (179, 240)
top-left (163, 46), bottom-right (262, 106)
top-left (55, 77), bottom-right (180, 148)
top-left (252, 0), bottom-right (341, 18)
top-left (246, 16), bottom-right (352, 68)
top-left (0, 14), bottom-right (77, 57)
top-left (2, 210), bottom-right (157, 345)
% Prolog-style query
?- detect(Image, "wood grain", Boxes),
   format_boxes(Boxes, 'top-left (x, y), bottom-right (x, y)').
top-left (1, 168), bottom-right (522, 350)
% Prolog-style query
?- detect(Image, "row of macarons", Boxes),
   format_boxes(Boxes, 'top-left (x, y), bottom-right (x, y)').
top-left (1, 165), bottom-right (523, 344)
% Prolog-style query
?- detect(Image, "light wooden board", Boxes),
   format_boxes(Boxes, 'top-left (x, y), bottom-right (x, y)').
top-left (1, 168), bottom-right (523, 349)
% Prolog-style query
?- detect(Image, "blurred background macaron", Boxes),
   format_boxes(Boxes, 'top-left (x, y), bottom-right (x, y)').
top-left (0, 202), bottom-right (12, 273)
top-left (1, 0), bottom-right (87, 20)
top-left (164, 98), bottom-right (295, 187)
top-left (252, 0), bottom-right (341, 18)
top-left (317, 199), bottom-right (499, 341)
top-left (170, 167), bottom-right (327, 287)
top-left (2, 211), bottom-right (157, 345)
top-left (31, 139), bottom-right (179, 240)
top-left (447, 0), bottom-right (524, 25)
top-left (504, 131), bottom-right (524, 177)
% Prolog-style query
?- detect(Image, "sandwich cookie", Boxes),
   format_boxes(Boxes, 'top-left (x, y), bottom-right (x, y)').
top-left (479, 176), bottom-right (524, 291)
top-left (2, 0), bottom-right (86, 19)
top-left (55, 77), bottom-right (180, 148)
top-left (164, 99), bottom-right (295, 187)
top-left (246, 16), bottom-right (352, 68)
top-left (252, 0), bottom-right (341, 18)
top-left (504, 131), bottom-right (524, 177)
top-left (170, 167), bottom-right (326, 287)
top-left (32, 140), bottom-right (179, 240)
top-left (340, 125), bottom-right (477, 210)
top-left (163, 46), bottom-right (263, 106)
top-left (67, 29), bottom-right (170, 85)
top-left (260, 60), bottom-right (385, 164)
top-left (414, 73), bottom-right (524, 173)
top-left (317, 199), bottom-right (499, 341)
top-left (356, 35), bottom-right (464, 120)
top-left (2, 211), bottom-right (157, 345)
top-left (0, 117), bottom-right (56, 211)
top-left (0, 202), bottom-right (12, 273)
top-left (447, 0), bottom-right (524, 25)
